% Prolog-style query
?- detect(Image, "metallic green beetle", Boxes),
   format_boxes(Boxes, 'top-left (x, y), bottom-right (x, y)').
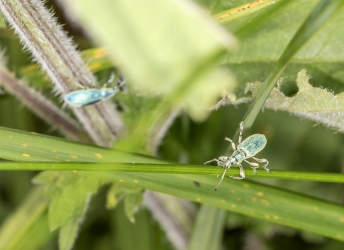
top-left (204, 122), bottom-right (269, 191)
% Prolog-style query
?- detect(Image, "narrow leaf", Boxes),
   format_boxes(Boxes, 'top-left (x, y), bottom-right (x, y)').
top-left (0, 187), bottom-right (48, 249)
top-left (59, 217), bottom-right (80, 250)
top-left (189, 206), bottom-right (225, 250)
top-left (84, 172), bottom-right (344, 241)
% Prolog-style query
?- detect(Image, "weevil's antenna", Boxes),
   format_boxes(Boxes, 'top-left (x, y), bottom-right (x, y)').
top-left (103, 71), bottom-right (116, 87)
top-left (204, 158), bottom-right (218, 165)
top-left (215, 168), bottom-right (227, 191)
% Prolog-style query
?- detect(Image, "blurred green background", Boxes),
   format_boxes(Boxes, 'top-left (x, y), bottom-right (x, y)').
top-left (0, 0), bottom-right (344, 249)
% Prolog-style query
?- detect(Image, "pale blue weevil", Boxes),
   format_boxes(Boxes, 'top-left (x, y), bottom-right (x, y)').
top-left (204, 121), bottom-right (269, 191)
top-left (64, 73), bottom-right (126, 107)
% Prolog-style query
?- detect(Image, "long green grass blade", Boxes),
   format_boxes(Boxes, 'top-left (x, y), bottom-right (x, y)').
top-left (0, 162), bottom-right (344, 183)
top-left (0, 187), bottom-right (49, 249)
top-left (0, 126), bottom-right (164, 163)
top-left (83, 172), bottom-right (344, 242)
top-left (1, 126), bottom-right (344, 183)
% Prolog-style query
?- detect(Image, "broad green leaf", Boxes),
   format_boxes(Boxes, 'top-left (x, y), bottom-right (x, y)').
top-left (224, 0), bottom-right (297, 56)
top-left (59, 217), bottom-right (80, 250)
top-left (189, 205), bottom-right (225, 250)
top-left (63, 0), bottom-right (237, 121)
top-left (33, 172), bottom-right (101, 231)
top-left (106, 183), bottom-right (118, 209)
top-left (124, 191), bottom-right (144, 223)
top-left (2, 127), bottom-right (344, 242)
top-left (221, 0), bottom-right (344, 91)
top-left (223, 0), bottom-right (344, 62)
top-left (259, 69), bottom-right (344, 132)
top-left (106, 183), bottom-right (143, 223)
top-left (216, 69), bottom-right (344, 132)
top-left (231, 0), bottom-right (344, 145)
top-left (33, 171), bottom-right (102, 250)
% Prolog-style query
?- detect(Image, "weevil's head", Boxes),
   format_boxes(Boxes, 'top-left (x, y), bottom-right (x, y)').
top-left (222, 156), bottom-right (237, 168)
top-left (217, 156), bottom-right (229, 166)
top-left (100, 88), bottom-right (117, 100)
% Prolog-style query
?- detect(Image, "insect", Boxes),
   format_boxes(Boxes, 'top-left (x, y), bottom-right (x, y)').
top-left (204, 121), bottom-right (269, 191)
top-left (64, 73), bottom-right (126, 107)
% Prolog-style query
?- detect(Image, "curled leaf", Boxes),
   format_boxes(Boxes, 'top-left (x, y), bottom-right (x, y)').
top-left (215, 69), bottom-right (344, 132)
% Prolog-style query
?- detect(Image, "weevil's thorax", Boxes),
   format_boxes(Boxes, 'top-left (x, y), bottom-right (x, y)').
top-left (225, 150), bottom-right (245, 167)
top-left (100, 88), bottom-right (118, 100)
top-left (232, 150), bottom-right (246, 163)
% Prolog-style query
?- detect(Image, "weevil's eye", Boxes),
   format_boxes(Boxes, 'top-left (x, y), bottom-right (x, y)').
top-left (218, 156), bottom-right (226, 162)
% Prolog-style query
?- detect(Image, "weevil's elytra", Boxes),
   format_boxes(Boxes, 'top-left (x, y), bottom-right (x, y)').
top-left (64, 88), bottom-right (119, 107)
top-left (204, 121), bottom-right (269, 191)
top-left (238, 134), bottom-right (266, 158)
top-left (64, 73), bottom-right (126, 107)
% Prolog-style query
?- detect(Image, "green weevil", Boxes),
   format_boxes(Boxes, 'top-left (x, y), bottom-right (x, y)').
top-left (204, 121), bottom-right (269, 191)
top-left (64, 73), bottom-right (126, 107)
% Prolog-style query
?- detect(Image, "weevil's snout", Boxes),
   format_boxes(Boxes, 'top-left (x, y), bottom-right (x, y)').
top-left (215, 156), bottom-right (226, 166)
top-left (224, 162), bottom-right (233, 169)
top-left (223, 158), bottom-right (236, 169)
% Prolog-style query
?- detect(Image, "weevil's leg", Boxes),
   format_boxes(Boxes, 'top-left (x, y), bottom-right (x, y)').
top-left (215, 168), bottom-right (228, 191)
top-left (230, 163), bottom-right (245, 179)
top-left (103, 72), bottom-right (116, 87)
top-left (239, 121), bottom-right (244, 144)
top-left (244, 159), bottom-right (259, 174)
top-left (252, 157), bottom-right (270, 172)
top-left (116, 77), bottom-right (127, 90)
top-left (224, 137), bottom-right (237, 150)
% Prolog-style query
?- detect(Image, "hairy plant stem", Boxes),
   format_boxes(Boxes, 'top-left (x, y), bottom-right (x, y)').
top-left (0, 63), bottom-right (89, 141)
top-left (0, 0), bottom-right (126, 146)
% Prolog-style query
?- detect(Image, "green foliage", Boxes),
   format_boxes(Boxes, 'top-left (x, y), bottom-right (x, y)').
top-left (67, 0), bottom-right (237, 121)
top-left (218, 69), bottom-right (344, 133)
top-left (106, 183), bottom-right (144, 223)
top-left (33, 172), bottom-right (102, 250)
top-left (0, 0), bottom-right (344, 249)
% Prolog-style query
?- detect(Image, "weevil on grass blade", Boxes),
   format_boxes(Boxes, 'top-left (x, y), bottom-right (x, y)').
top-left (204, 121), bottom-right (269, 191)
top-left (64, 73), bottom-right (126, 107)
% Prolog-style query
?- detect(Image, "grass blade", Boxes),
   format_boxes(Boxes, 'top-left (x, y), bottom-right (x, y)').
top-left (189, 206), bottom-right (225, 250)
